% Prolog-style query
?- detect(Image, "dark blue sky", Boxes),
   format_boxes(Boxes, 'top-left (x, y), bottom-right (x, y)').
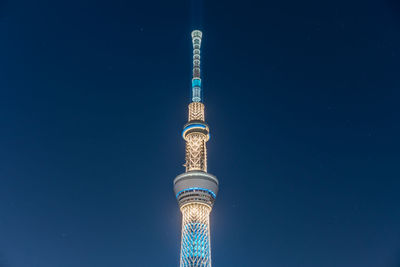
top-left (1, 0), bottom-right (400, 266)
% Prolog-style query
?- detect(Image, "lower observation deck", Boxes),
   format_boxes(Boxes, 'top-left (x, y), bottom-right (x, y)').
top-left (174, 171), bottom-right (219, 208)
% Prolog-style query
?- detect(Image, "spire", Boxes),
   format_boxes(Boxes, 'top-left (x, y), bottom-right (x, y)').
top-left (191, 30), bottom-right (202, 102)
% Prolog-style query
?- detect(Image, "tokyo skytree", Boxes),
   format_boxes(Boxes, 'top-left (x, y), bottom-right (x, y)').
top-left (173, 30), bottom-right (219, 267)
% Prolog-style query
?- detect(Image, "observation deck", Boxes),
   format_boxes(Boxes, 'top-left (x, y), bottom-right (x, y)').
top-left (174, 171), bottom-right (219, 208)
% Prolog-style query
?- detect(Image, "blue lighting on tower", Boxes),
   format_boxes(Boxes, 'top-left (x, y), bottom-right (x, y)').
top-left (176, 187), bottom-right (217, 199)
top-left (181, 221), bottom-right (211, 267)
top-left (192, 78), bottom-right (201, 88)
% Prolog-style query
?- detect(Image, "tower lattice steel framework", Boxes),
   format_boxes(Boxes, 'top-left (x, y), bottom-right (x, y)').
top-left (173, 30), bottom-right (219, 267)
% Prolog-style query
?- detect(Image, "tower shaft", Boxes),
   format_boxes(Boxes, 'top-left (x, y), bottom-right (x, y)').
top-left (180, 203), bottom-right (212, 267)
top-left (185, 102), bottom-right (207, 172)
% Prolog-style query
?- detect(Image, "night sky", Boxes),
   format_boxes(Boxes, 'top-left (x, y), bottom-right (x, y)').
top-left (1, 0), bottom-right (400, 266)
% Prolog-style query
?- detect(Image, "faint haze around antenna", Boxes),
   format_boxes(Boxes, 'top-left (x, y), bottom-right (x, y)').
top-left (191, 0), bottom-right (204, 30)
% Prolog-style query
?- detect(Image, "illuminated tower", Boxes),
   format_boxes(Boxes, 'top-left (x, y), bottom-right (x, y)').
top-left (173, 30), bottom-right (219, 267)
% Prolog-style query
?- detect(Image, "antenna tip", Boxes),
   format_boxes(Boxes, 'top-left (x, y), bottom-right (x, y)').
top-left (191, 30), bottom-right (202, 40)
